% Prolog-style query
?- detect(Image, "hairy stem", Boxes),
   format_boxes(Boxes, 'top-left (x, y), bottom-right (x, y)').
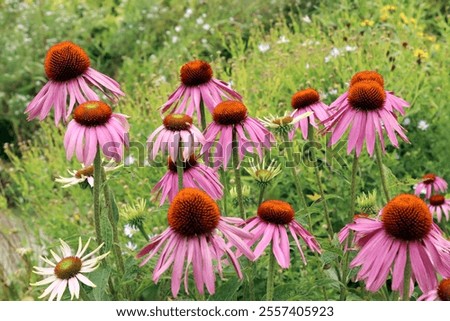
top-left (232, 128), bottom-right (245, 219)
top-left (402, 246), bottom-right (411, 301)
top-left (349, 153), bottom-right (359, 221)
top-left (258, 184), bottom-right (267, 206)
top-left (375, 141), bottom-right (390, 202)
top-left (266, 243), bottom-right (276, 301)
top-left (93, 150), bottom-right (103, 247)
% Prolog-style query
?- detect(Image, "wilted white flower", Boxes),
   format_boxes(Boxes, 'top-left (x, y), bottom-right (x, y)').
top-left (55, 161), bottom-right (122, 188)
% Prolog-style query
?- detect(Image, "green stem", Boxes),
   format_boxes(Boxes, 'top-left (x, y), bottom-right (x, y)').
top-left (258, 184), bottom-right (267, 206)
top-left (232, 128), bottom-right (245, 219)
top-left (349, 153), bottom-right (359, 221)
top-left (402, 246), bottom-right (411, 301)
top-left (200, 100), bottom-right (207, 131)
top-left (375, 141), bottom-right (390, 202)
top-left (308, 125), bottom-right (333, 238)
top-left (93, 150), bottom-right (103, 247)
top-left (177, 155), bottom-right (184, 191)
top-left (282, 132), bottom-right (310, 228)
top-left (137, 223), bottom-right (150, 241)
top-left (101, 169), bottom-right (125, 275)
top-left (266, 243), bottom-right (276, 301)
top-left (221, 169), bottom-right (228, 214)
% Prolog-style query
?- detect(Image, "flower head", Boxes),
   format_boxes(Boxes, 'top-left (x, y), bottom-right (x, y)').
top-left (356, 190), bottom-right (378, 215)
top-left (25, 41), bottom-right (124, 125)
top-left (322, 71), bottom-right (410, 156)
top-left (243, 200), bottom-right (321, 268)
top-left (260, 111), bottom-right (312, 136)
top-left (340, 194), bottom-right (450, 297)
top-left (31, 238), bottom-right (109, 301)
top-left (202, 101), bottom-right (274, 169)
top-left (159, 60), bottom-right (242, 125)
top-left (152, 155), bottom-right (223, 205)
top-left (428, 195), bottom-right (450, 222)
top-left (121, 198), bottom-right (148, 228)
top-left (245, 158), bottom-right (282, 187)
top-left (290, 88), bottom-right (329, 140)
top-left (137, 188), bottom-right (254, 297)
top-left (414, 173), bottom-right (448, 199)
top-left (64, 101), bottom-right (129, 166)
top-left (55, 160), bottom-right (122, 188)
top-left (148, 114), bottom-right (205, 162)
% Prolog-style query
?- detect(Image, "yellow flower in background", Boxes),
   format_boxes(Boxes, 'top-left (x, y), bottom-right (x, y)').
top-left (380, 14), bottom-right (389, 22)
top-left (431, 44), bottom-right (440, 52)
top-left (400, 12), bottom-right (409, 24)
top-left (381, 5), bottom-right (397, 13)
top-left (410, 18), bottom-right (417, 25)
top-left (426, 35), bottom-right (436, 42)
top-left (361, 19), bottom-right (374, 27)
top-left (414, 49), bottom-right (429, 60)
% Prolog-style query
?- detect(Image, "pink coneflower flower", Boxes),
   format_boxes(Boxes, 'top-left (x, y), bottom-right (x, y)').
top-left (137, 188), bottom-right (255, 297)
top-left (64, 101), bottom-right (129, 166)
top-left (202, 101), bottom-right (274, 169)
top-left (25, 41), bottom-right (124, 125)
top-left (152, 155), bottom-right (223, 205)
top-left (323, 71), bottom-right (410, 156)
top-left (148, 114), bottom-right (205, 162)
top-left (340, 194), bottom-right (450, 297)
top-left (428, 195), bottom-right (450, 222)
top-left (289, 88), bottom-right (330, 140)
top-left (31, 238), bottom-right (109, 301)
top-left (414, 173), bottom-right (448, 199)
top-left (418, 279), bottom-right (450, 301)
top-left (243, 200), bottom-right (321, 268)
top-left (160, 60), bottom-right (242, 124)
top-left (333, 71), bottom-right (411, 115)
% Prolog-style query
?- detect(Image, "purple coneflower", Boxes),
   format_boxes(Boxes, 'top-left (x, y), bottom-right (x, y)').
top-left (137, 188), bottom-right (255, 297)
top-left (289, 88), bottom-right (329, 140)
top-left (31, 238), bottom-right (109, 301)
top-left (340, 194), bottom-right (450, 298)
top-left (418, 279), bottom-right (450, 301)
top-left (64, 101), bottom-right (129, 166)
top-left (152, 155), bottom-right (223, 205)
top-left (323, 71), bottom-right (410, 156)
top-left (202, 101), bottom-right (274, 169)
top-left (428, 195), bottom-right (450, 222)
top-left (148, 114), bottom-right (205, 162)
top-left (25, 41), bottom-right (124, 125)
top-left (243, 200), bottom-right (321, 268)
top-left (160, 60), bottom-right (242, 125)
top-left (414, 173), bottom-right (448, 199)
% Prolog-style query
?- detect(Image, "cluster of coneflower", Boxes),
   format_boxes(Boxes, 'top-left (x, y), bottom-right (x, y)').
top-left (26, 41), bottom-right (449, 301)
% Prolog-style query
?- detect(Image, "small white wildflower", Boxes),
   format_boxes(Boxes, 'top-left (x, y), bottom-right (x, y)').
top-left (302, 15), bottom-right (312, 23)
top-left (126, 241), bottom-right (137, 251)
top-left (174, 25), bottom-right (182, 32)
top-left (403, 117), bottom-right (411, 126)
top-left (345, 45), bottom-right (357, 52)
top-left (417, 120), bottom-right (429, 131)
top-left (201, 38), bottom-right (208, 44)
top-left (277, 35), bottom-right (289, 44)
top-left (258, 43), bottom-right (270, 53)
top-left (171, 36), bottom-right (179, 44)
top-left (196, 17), bottom-right (204, 25)
top-left (124, 224), bottom-right (138, 238)
top-left (305, 63), bottom-right (310, 69)
top-left (184, 8), bottom-right (193, 18)
top-left (202, 23), bottom-right (210, 31)
top-left (330, 47), bottom-right (341, 57)
top-left (124, 155), bottom-right (135, 166)
top-left (324, 56), bottom-right (331, 63)
top-left (328, 88), bottom-right (338, 95)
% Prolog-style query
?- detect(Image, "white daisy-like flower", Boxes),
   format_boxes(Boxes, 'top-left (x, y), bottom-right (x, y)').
top-left (55, 161), bottom-right (122, 188)
top-left (31, 238), bottom-right (109, 301)
top-left (124, 224), bottom-right (138, 238)
top-left (126, 241), bottom-right (137, 251)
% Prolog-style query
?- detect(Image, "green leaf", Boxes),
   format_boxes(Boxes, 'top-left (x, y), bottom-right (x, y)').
top-left (89, 265), bottom-right (111, 301)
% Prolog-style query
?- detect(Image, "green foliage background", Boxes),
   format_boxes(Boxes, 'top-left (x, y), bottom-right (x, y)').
top-left (0, 0), bottom-right (448, 301)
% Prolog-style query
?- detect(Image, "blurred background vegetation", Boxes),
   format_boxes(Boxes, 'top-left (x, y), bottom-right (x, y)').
top-left (0, 0), bottom-right (448, 300)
